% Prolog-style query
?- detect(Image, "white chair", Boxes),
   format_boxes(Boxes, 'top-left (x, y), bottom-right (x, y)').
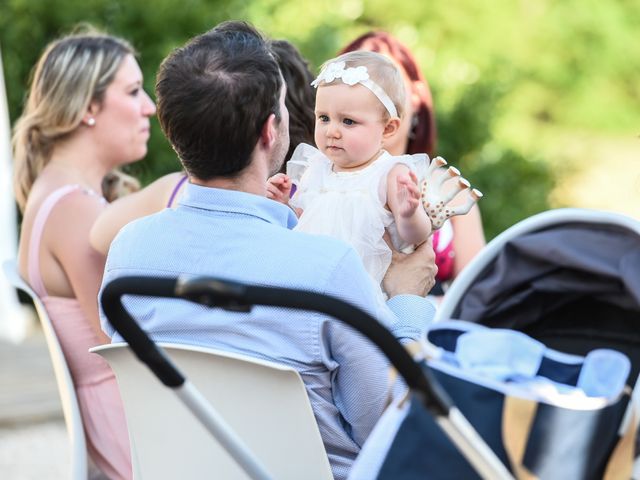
top-left (91, 342), bottom-right (334, 480)
top-left (2, 259), bottom-right (89, 479)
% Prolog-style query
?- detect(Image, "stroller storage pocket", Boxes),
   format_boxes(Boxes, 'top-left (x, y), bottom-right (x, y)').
top-left (350, 321), bottom-right (636, 480)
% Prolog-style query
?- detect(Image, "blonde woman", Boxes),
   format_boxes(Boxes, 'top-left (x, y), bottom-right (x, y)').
top-left (13, 29), bottom-right (155, 479)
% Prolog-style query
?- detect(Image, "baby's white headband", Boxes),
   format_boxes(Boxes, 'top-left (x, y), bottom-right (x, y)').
top-left (311, 61), bottom-right (398, 118)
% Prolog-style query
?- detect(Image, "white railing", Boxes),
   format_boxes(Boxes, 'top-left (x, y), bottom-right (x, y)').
top-left (0, 44), bottom-right (30, 342)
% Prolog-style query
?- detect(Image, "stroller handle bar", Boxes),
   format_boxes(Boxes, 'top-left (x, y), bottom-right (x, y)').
top-left (101, 275), bottom-right (514, 480)
top-left (101, 275), bottom-right (452, 416)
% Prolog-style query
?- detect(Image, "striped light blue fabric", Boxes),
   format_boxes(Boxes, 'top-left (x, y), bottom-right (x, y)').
top-left (100, 183), bottom-right (435, 480)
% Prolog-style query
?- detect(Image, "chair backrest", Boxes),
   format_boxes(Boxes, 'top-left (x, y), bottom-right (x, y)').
top-left (2, 259), bottom-right (88, 480)
top-left (91, 342), bottom-right (334, 480)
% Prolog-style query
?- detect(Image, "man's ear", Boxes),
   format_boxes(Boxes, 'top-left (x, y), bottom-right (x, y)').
top-left (383, 117), bottom-right (401, 139)
top-left (259, 113), bottom-right (277, 151)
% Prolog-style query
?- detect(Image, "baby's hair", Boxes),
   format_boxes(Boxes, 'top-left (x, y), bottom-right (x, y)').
top-left (316, 50), bottom-right (406, 120)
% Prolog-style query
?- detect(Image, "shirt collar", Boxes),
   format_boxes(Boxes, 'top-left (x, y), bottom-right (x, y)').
top-left (178, 182), bottom-right (298, 229)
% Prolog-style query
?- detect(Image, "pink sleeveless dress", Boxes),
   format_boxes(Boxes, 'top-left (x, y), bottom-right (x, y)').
top-left (27, 185), bottom-right (132, 479)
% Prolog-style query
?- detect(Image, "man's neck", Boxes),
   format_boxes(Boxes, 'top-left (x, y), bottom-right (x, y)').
top-left (190, 160), bottom-right (270, 197)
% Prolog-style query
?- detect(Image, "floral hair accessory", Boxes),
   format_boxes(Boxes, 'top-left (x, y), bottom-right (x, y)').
top-left (311, 61), bottom-right (398, 118)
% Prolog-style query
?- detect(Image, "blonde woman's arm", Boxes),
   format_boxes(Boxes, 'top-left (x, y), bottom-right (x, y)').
top-left (48, 193), bottom-right (111, 343)
top-left (90, 172), bottom-right (186, 255)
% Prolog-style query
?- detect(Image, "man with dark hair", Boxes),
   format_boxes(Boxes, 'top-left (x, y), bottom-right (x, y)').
top-left (155, 22), bottom-right (287, 179)
top-left (100, 21), bottom-right (437, 480)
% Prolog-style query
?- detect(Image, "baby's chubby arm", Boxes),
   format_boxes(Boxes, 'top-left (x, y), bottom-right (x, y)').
top-left (387, 164), bottom-right (432, 246)
top-left (266, 173), bottom-right (293, 204)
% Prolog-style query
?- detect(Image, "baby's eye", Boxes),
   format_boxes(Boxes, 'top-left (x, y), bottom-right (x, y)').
top-left (318, 114), bottom-right (329, 123)
top-left (343, 118), bottom-right (355, 126)
top-left (129, 88), bottom-right (140, 97)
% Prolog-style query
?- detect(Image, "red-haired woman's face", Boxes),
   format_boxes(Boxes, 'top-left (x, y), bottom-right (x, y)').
top-left (383, 70), bottom-right (418, 155)
top-left (344, 34), bottom-right (434, 155)
top-left (348, 36), bottom-right (426, 155)
top-left (361, 49), bottom-right (419, 155)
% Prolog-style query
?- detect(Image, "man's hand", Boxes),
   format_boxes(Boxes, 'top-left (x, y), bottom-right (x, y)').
top-left (382, 233), bottom-right (437, 298)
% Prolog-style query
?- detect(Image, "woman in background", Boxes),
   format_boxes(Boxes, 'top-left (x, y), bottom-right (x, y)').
top-left (270, 39), bottom-right (316, 171)
top-left (14, 29), bottom-right (155, 479)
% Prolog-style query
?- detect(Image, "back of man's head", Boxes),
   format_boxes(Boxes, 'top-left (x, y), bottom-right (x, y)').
top-left (156, 21), bottom-right (283, 180)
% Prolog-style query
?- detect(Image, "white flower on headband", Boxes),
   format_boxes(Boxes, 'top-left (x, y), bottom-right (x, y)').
top-left (311, 62), bottom-right (370, 87)
top-left (323, 61), bottom-right (347, 83)
top-left (341, 66), bottom-right (369, 86)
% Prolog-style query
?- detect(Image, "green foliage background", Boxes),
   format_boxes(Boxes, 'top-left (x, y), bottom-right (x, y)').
top-left (2, 0), bottom-right (638, 238)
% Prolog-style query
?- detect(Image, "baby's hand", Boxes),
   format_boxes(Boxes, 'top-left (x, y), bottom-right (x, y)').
top-left (396, 171), bottom-right (421, 218)
top-left (266, 173), bottom-right (292, 204)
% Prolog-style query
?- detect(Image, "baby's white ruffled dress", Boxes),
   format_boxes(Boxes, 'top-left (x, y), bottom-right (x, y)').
top-left (287, 143), bottom-right (429, 300)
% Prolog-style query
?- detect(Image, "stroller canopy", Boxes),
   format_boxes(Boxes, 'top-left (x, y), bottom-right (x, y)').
top-left (437, 208), bottom-right (640, 378)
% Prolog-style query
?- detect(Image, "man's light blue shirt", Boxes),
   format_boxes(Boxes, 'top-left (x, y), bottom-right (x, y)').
top-left (100, 183), bottom-right (434, 480)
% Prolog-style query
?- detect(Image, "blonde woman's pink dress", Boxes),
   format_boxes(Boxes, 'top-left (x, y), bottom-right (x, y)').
top-left (27, 184), bottom-right (132, 479)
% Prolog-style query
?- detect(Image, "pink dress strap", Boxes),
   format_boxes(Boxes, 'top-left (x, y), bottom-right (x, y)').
top-left (27, 184), bottom-right (84, 298)
top-left (166, 174), bottom-right (188, 208)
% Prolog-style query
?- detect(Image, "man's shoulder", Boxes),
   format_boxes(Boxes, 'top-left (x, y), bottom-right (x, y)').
top-left (111, 208), bottom-right (173, 249)
top-left (269, 228), bottom-right (366, 294)
top-left (261, 226), bottom-right (363, 282)
top-left (285, 228), bottom-right (354, 260)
